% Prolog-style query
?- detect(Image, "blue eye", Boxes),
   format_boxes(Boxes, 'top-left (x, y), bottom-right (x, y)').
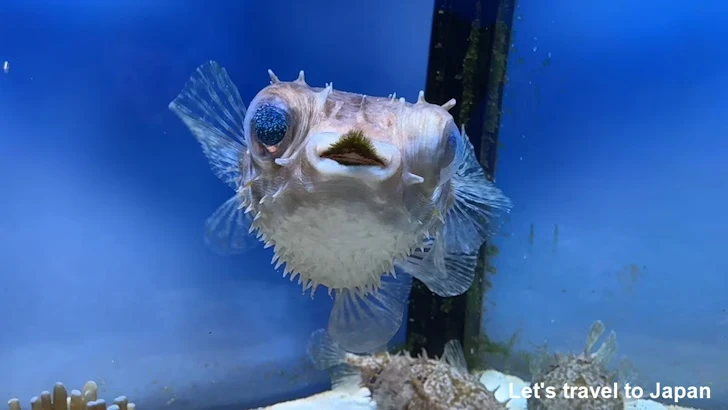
top-left (444, 125), bottom-right (461, 165)
top-left (252, 103), bottom-right (288, 146)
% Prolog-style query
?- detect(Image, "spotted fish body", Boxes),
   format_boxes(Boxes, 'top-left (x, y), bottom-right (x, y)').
top-left (169, 61), bottom-right (512, 352)
top-left (528, 320), bottom-right (623, 410)
top-left (307, 329), bottom-right (507, 410)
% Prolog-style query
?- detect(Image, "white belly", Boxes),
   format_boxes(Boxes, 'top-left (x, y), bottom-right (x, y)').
top-left (257, 200), bottom-right (420, 291)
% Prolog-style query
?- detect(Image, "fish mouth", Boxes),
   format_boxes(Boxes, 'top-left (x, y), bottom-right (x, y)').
top-left (319, 130), bottom-right (387, 167)
top-left (306, 131), bottom-right (401, 183)
top-left (320, 151), bottom-right (385, 166)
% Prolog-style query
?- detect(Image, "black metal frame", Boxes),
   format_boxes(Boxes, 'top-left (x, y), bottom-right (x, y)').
top-left (405, 0), bottom-right (516, 368)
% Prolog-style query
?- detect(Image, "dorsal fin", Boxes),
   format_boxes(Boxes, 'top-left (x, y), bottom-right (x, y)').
top-left (441, 340), bottom-right (468, 372)
top-left (593, 330), bottom-right (618, 366)
top-left (585, 320), bottom-right (605, 354)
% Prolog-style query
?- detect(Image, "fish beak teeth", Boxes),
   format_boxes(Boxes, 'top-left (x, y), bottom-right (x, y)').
top-left (319, 130), bottom-right (387, 167)
top-left (306, 133), bottom-right (402, 183)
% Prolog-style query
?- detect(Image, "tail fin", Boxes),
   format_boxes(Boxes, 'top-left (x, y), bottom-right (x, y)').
top-left (328, 272), bottom-right (412, 353)
top-left (307, 329), bottom-right (348, 370)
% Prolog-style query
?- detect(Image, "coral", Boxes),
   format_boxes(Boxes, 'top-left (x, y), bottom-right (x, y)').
top-left (7, 380), bottom-right (136, 410)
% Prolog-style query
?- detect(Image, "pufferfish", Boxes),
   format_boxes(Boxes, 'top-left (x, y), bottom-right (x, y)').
top-left (307, 328), bottom-right (508, 410)
top-left (528, 320), bottom-right (624, 410)
top-left (168, 61), bottom-right (512, 352)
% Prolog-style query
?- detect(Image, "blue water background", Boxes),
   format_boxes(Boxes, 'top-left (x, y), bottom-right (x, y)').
top-left (1, 0), bottom-right (726, 409)
top-left (487, 0), bottom-right (727, 408)
top-left (0, 0), bottom-right (431, 407)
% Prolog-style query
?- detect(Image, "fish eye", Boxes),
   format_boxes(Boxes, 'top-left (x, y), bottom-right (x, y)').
top-left (251, 103), bottom-right (288, 146)
top-left (443, 123), bottom-right (461, 165)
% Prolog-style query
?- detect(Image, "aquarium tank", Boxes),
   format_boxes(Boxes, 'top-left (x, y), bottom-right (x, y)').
top-left (0, 0), bottom-right (725, 409)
